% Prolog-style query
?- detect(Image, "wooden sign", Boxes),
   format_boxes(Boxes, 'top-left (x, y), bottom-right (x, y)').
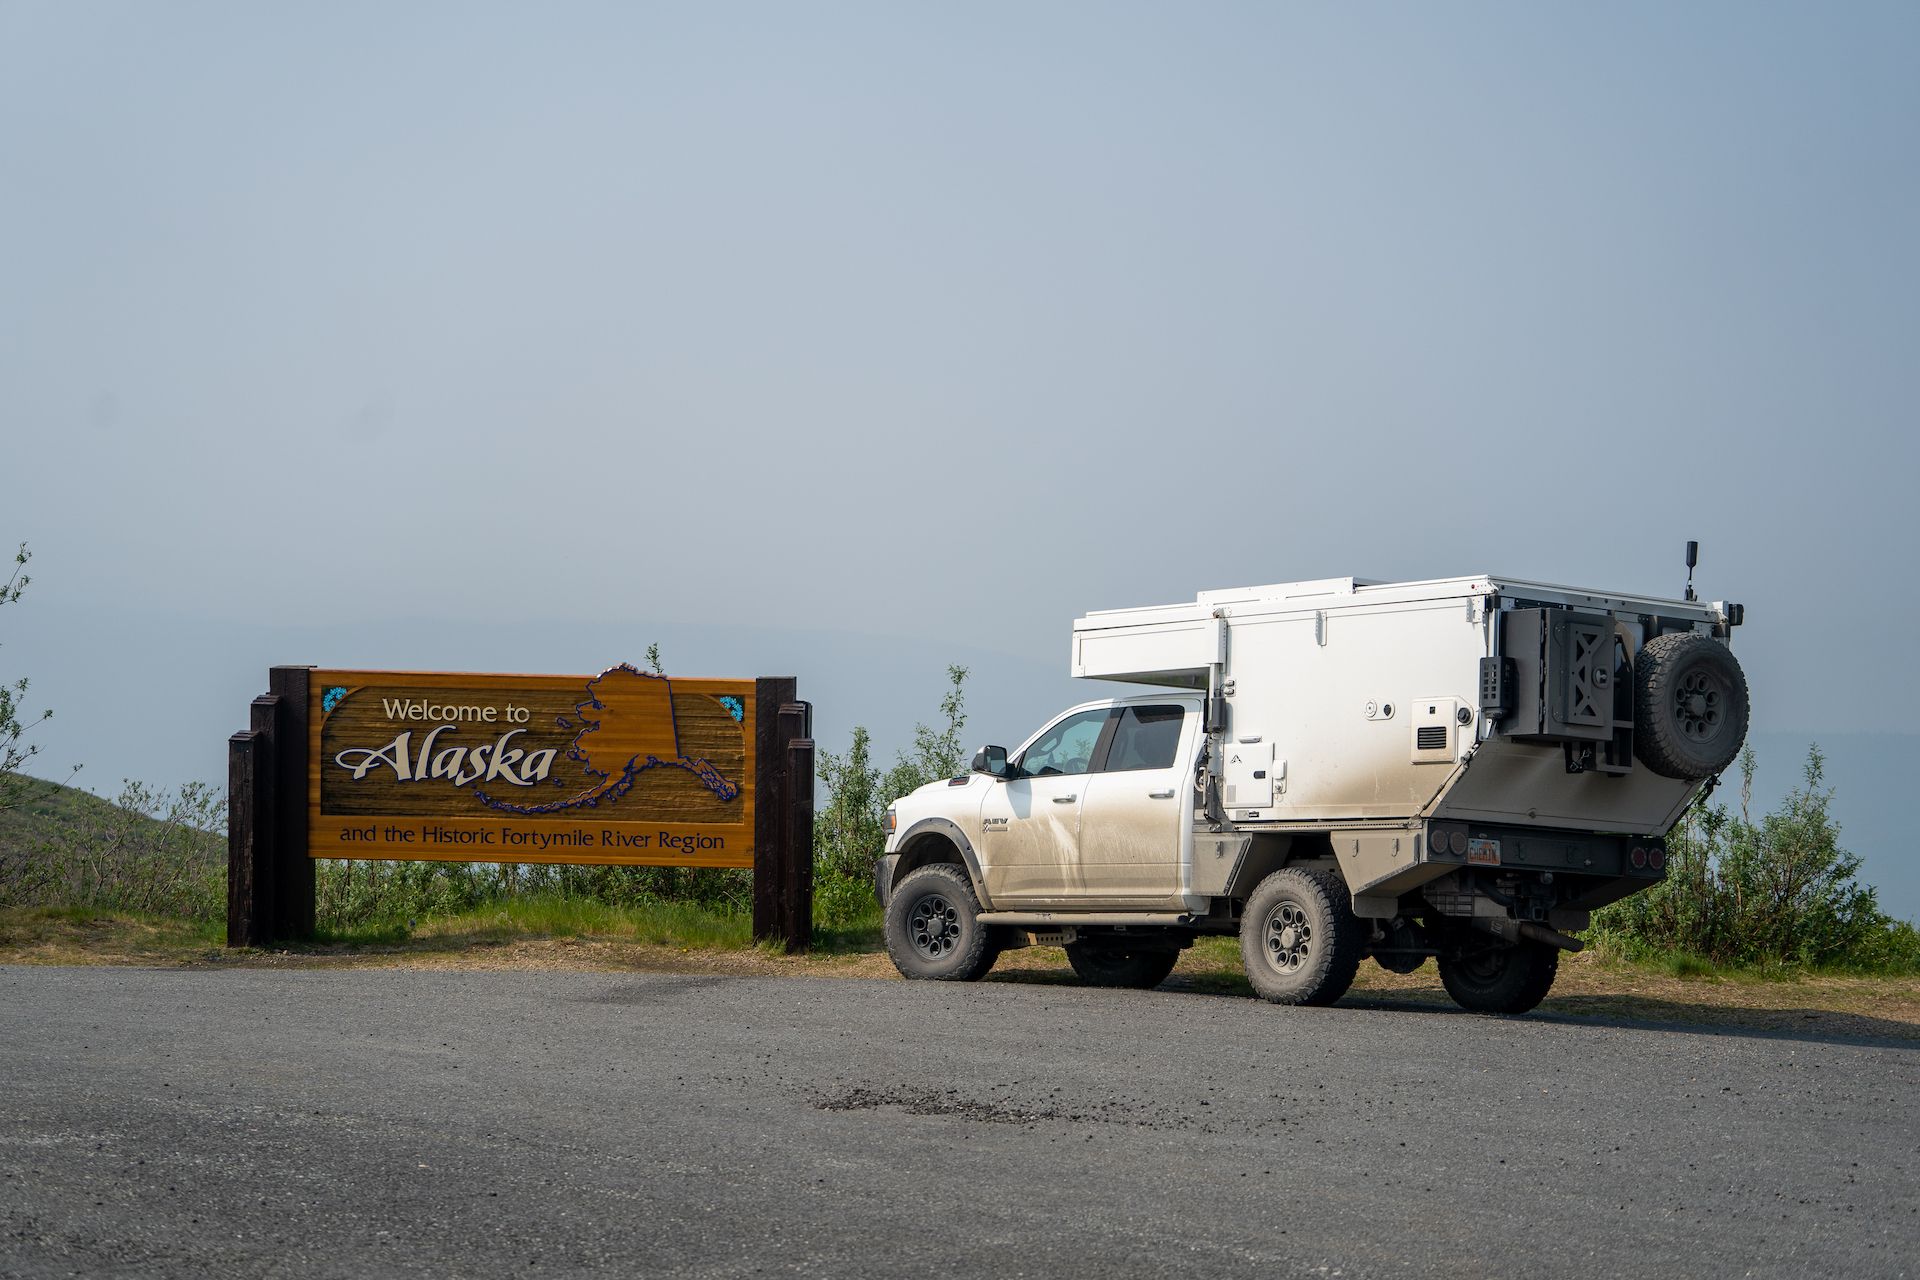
top-left (308, 667), bottom-right (757, 867)
top-left (231, 667), bottom-right (812, 950)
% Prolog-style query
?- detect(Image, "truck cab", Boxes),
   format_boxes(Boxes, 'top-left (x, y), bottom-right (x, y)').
top-left (886, 694), bottom-right (1203, 913)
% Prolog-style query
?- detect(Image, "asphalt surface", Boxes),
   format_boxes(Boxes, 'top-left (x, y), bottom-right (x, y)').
top-left (2, 965), bottom-right (1915, 1279)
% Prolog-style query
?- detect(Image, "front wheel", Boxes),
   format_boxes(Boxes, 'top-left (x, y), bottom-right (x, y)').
top-left (1064, 942), bottom-right (1179, 990)
top-left (883, 864), bottom-right (998, 981)
top-left (1437, 940), bottom-right (1559, 1014)
top-left (1239, 867), bottom-right (1363, 1006)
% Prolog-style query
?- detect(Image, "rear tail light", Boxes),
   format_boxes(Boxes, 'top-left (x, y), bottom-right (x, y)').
top-left (1649, 846), bottom-right (1667, 871)
top-left (1630, 846), bottom-right (1648, 870)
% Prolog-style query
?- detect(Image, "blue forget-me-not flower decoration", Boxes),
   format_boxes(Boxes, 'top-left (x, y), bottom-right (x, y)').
top-left (718, 696), bottom-right (744, 722)
top-left (322, 686), bottom-right (348, 714)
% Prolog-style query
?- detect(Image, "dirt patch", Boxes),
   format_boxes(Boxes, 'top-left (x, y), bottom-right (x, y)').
top-left (811, 1083), bottom-right (1189, 1130)
top-left (1356, 949), bottom-right (1920, 1034)
top-left (815, 1085), bottom-right (1079, 1125)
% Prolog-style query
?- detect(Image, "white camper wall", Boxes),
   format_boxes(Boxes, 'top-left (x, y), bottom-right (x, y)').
top-left (1071, 613), bottom-right (1214, 688)
top-left (1222, 596), bottom-right (1489, 822)
top-left (1073, 574), bottom-right (1728, 836)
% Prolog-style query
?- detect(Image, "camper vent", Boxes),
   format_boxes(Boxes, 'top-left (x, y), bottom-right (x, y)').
top-left (1416, 725), bottom-right (1449, 752)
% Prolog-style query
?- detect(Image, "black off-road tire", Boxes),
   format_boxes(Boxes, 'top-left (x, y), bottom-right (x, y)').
top-left (1437, 940), bottom-right (1559, 1014)
top-left (1634, 631), bottom-right (1750, 781)
top-left (883, 864), bottom-right (997, 982)
top-left (1064, 942), bottom-right (1180, 990)
top-left (1239, 866), bottom-right (1364, 1006)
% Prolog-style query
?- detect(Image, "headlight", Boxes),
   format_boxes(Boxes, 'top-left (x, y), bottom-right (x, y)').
top-left (883, 808), bottom-right (897, 836)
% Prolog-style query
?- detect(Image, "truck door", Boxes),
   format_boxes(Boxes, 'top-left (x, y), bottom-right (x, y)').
top-left (1075, 705), bottom-right (1192, 907)
top-left (977, 707), bottom-right (1113, 906)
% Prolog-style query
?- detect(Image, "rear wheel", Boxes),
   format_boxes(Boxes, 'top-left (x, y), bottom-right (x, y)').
top-left (883, 864), bottom-right (997, 981)
top-left (1437, 940), bottom-right (1559, 1014)
top-left (1239, 866), bottom-right (1363, 1006)
top-left (1064, 942), bottom-right (1179, 990)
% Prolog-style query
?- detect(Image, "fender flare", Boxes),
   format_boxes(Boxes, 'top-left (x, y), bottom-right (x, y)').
top-left (891, 817), bottom-right (994, 910)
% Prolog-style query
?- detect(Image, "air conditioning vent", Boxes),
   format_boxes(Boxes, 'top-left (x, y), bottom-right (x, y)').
top-left (1416, 725), bottom-right (1449, 751)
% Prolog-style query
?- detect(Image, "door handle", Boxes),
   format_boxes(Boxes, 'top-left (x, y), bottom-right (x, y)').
top-left (1148, 789), bottom-right (1175, 799)
top-left (1052, 794), bottom-right (1077, 804)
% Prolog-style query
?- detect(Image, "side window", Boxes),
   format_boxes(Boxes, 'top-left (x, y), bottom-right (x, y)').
top-left (1103, 706), bottom-right (1187, 772)
top-left (1016, 709), bottom-right (1111, 777)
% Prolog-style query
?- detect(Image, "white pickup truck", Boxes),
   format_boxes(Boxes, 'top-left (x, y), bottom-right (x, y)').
top-left (874, 573), bottom-right (1749, 1013)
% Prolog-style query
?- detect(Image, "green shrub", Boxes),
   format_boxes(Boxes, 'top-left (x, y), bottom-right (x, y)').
top-left (1593, 746), bottom-right (1919, 972)
top-left (814, 664), bottom-right (968, 889)
top-left (313, 860), bottom-right (754, 933)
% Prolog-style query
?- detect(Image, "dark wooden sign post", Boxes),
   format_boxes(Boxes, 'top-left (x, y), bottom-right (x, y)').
top-left (229, 665), bottom-right (814, 952)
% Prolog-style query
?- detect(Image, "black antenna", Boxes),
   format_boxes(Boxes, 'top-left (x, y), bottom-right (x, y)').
top-left (1684, 540), bottom-right (1699, 602)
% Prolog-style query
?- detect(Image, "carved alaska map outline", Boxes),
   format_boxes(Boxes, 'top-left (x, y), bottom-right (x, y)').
top-left (473, 664), bottom-right (740, 815)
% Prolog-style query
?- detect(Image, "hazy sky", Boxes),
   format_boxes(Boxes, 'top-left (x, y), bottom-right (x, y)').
top-left (4, 3), bottom-right (1918, 902)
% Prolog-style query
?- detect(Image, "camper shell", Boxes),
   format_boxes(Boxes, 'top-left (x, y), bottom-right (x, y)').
top-left (1072, 575), bottom-right (1733, 916)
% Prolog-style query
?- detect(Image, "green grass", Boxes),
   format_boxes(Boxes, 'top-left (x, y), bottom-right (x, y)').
top-left (812, 908), bottom-right (883, 954)
top-left (0, 905), bottom-right (226, 954)
top-left (1581, 933), bottom-right (1920, 981)
top-left (1659, 952), bottom-right (1718, 979)
top-left (386, 894), bottom-right (756, 950)
top-left (310, 890), bottom-right (884, 957)
top-left (316, 893), bottom-right (883, 956)
top-left (308, 919), bottom-right (415, 947)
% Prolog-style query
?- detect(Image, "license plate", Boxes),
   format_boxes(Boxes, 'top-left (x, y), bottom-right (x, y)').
top-left (1466, 837), bottom-right (1502, 867)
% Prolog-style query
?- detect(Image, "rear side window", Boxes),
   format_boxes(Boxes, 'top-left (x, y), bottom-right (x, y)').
top-left (1102, 706), bottom-right (1186, 772)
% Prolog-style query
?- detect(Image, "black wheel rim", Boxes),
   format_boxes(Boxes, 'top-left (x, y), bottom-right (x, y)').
top-left (1456, 948), bottom-right (1508, 983)
top-left (1261, 897), bottom-right (1312, 974)
top-left (1673, 665), bottom-right (1729, 743)
top-left (908, 893), bottom-right (961, 959)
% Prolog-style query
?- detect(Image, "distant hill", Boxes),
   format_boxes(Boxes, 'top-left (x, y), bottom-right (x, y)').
top-left (0, 776), bottom-right (224, 918)
top-left (1, 776), bottom-right (216, 852)
top-left (1, 776), bottom-right (134, 846)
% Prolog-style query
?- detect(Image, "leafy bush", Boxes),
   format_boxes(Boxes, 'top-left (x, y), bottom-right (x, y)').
top-left (1592, 746), bottom-right (1920, 972)
top-left (314, 861), bottom-right (752, 932)
top-left (315, 859), bottom-right (497, 930)
top-left (1, 542), bottom-right (81, 815)
top-left (813, 664), bottom-right (969, 927)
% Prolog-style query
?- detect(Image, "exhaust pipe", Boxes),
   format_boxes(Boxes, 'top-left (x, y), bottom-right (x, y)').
top-left (1517, 921), bottom-right (1585, 953)
top-left (1471, 917), bottom-right (1586, 953)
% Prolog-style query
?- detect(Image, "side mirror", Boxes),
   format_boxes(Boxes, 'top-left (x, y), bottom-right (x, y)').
top-left (970, 745), bottom-right (1010, 778)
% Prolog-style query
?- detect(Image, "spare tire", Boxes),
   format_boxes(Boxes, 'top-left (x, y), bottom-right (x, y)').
top-left (1633, 631), bottom-right (1749, 780)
